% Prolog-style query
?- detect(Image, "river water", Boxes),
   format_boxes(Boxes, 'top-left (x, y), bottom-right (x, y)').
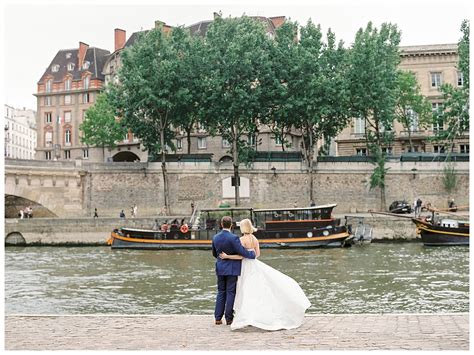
top-left (5, 243), bottom-right (469, 315)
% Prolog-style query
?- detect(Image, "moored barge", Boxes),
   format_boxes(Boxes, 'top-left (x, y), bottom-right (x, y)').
top-left (108, 204), bottom-right (354, 249)
top-left (412, 217), bottom-right (469, 246)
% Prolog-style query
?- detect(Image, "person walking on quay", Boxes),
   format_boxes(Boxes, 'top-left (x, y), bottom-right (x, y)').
top-left (211, 216), bottom-right (256, 326)
top-left (191, 200), bottom-right (195, 215)
top-left (93, 208), bottom-right (99, 218)
top-left (133, 204), bottom-right (138, 218)
top-left (119, 210), bottom-right (126, 220)
top-left (219, 218), bottom-right (311, 330)
top-left (415, 197), bottom-right (423, 217)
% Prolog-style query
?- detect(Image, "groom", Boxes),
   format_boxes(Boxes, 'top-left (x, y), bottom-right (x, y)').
top-left (212, 216), bottom-right (256, 325)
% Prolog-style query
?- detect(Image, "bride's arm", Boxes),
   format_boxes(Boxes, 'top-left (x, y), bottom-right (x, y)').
top-left (219, 252), bottom-right (243, 260)
top-left (253, 235), bottom-right (261, 258)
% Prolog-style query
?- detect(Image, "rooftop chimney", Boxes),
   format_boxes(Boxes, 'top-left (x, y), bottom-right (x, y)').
top-left (114, 28), bottom-right (126, 51)
top-left (213, 12), bottom-right (221, 19)
top-left (78, 42), bottom-right (89, 69)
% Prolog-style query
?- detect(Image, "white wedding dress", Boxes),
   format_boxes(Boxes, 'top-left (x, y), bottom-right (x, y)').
top-left (231, 250), bottom-right (311, 331)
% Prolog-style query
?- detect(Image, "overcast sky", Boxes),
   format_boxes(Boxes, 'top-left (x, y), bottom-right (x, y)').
top-left (2, 0), bottom-right (472, 110)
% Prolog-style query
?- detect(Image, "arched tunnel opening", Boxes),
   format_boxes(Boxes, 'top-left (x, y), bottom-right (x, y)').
top-left (112, 151), bottom-right (140, 162)
top-left (5, 195), bottom-right (57, 218)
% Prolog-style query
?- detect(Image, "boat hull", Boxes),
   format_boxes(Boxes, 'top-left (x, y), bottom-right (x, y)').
top-left (109, 231), bottom-right (352, 250)
top-left (412, 219), bottom-right (469, 246)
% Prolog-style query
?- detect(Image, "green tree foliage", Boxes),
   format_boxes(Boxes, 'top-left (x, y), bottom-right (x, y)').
top-left (109, 25), bottom-right (196, 213)
top-left (201, 16), bottom-right (275, 205)
top-left (348, 22), bottom-right (401, 211)
top-left (79, 91), bottom-right (127, 161)
top-left (171, 30), bottom-right (207, 154)
top-left (272, 20), bottom-right (350, 202)
top-left (433, 20), bottom-right (469, 149)
top-left (394, 70), bottom-right (432, 152)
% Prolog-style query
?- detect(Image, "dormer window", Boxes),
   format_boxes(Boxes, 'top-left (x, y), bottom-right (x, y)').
top-left (82, 61), bottom-right (90, 70)
top-left (66, 52), bottom-right (72, 59)
top-left (52, 64), bottom-right (60, 72)
top-left (67, 63), bottom-right (75, 71)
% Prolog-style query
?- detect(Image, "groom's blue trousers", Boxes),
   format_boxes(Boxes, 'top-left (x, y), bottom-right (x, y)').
top-left (215, 275), bottom-right (238, 321)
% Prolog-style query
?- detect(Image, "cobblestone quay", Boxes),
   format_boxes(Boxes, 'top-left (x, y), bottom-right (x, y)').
top-left (5, 313), bottom-right (468, 350)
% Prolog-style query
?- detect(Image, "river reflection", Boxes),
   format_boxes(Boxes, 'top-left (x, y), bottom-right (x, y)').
top-left (5, 243), bottom-right (469, 314)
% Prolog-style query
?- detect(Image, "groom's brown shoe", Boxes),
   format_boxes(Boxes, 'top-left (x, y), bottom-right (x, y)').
top-left (215, 320), bottom-right (223, 325)
top-left (226, 319), bottom-right (233, 325)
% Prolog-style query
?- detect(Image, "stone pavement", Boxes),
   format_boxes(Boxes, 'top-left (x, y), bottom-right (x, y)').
top-left (5, 313), bottom-right (469, 350)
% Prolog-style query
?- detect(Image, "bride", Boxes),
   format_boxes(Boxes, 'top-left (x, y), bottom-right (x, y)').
top-left (219, 218), bottom-right (311, 331)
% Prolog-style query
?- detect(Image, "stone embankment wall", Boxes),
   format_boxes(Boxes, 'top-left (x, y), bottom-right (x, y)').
top-left (5, 215), bottom-right (420, 246)
top-left (5, 159), bottom-right (469, 218)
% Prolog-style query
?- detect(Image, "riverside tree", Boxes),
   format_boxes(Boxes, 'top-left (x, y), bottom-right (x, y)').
top-left (79, 91), bottom-right (127, 162)
top-left (273, 20), bottom-right (350, 202)
top-left (348, 22), bottom-right (401, 211)
top-left (394, 70), bottom-right (432, 152)
top-left (201, 16), bottom-right (275, 205)
top-left (433, 19), bottom-right (470, 150)
top-left (109, 25), bottom-right (196, 214)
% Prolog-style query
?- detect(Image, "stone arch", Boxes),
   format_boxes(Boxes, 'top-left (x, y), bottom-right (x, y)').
top-left (112, 151), bottom-right (140, 162)
top-left (5, 232), bottom-right (26, 246)
top-left (219, 155), bottom-right (233, 163)
top-left (5, 194), bottom-right (57, 218)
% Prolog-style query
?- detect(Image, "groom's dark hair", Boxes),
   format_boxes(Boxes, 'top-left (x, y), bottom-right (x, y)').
top-left (221, 216), bottom-right (232, 229)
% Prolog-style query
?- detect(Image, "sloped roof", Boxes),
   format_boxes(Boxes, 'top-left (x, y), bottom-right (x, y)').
top-left (38, 47), bottom-right (110, 84)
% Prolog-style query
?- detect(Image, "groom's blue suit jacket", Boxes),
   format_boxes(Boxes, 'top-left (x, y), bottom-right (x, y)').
top-left (212, 229), bottom-right (256, 276)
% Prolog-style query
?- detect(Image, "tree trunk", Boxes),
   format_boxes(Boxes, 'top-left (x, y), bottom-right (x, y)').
top-left (160, 129), bottom-right (170, 214)
top-left (380, 185), bottom-right (387, 211)
top-left (232, 124), bottom-right (240, 206)
top-left (186, 128), bottom-right (192, 155)
top-left (102, 146), bottom-right (106, 163)
top-left (408, 130), bottom-right (413, 152)
top-left (307, 126), bottom-right (314, 202)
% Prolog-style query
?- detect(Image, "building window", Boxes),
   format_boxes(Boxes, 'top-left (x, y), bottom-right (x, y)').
top-left (64, 95), bottom-right (71, 105)
top-left (356, 148), bottom-right (367, 156)
top-left (64, 150), bottom-right (71, 159)
top-left (44, 96), bottom-right (52, 106)
top-left (52, 64), bottom-right (60, 72)
top-left (248, 134), bottom-right (256, 146)
top-left (196, 122), bottom-right (206, 132)
top-left (46, 79), bottom-right (52, 93)
top-left (354, 117), bottom-right (365, 134)
top-left (45, 131), bottom-right (53, 146)
top-left (45, 151), bottom-right (52, 160)
top-left (198, 137), bottom-right (207, 149)
top-left (457, 72), bottom-right (464, 87)
top-left (406, 108), bottom-right (419, 131)
top-left (460, 144), bottom-right (469, 154)
top-left (45, 112), bottom-right (52, 123)
top-left (65, 52), bottom-right (72, 59)
top-left (67, 62), bottom-right (75, 71)
top-left (433, 145), bottom-right (445, 153)
top-left (65, 129), bottom-right (71, 145)
top-left (176, 138), bottom-right (182, 150)
top-left (430, 72), bottom-right (442, 88)
top-left (83, 76), bottom-right (90, 89)
top-left (83, 93), bottom-right (90, 103)
top-left (64, 111), bottom-right (72, 123)
top-left (82, 61), bottom-right (90, 70)
top-left (83, 149), bottom-right (89, 159)
top-left (382, 147), bottom-right (393, 156)
top-left (65, 78), bottom-right (72, 91)
top-left (222, 138), bottom-right (231, 148)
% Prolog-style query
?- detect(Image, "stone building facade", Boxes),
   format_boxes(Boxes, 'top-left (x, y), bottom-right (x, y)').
top-left (34, 42), bottom-right (110, 162)
top-left (34, 17), bottom-right (468, 163)
top-left (4, 104), bottom-right (37, 160)
top-left (335, 44), bottom-right (469, 156)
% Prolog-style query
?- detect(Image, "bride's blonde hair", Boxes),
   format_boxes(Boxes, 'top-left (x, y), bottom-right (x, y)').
top-left (240, 218), bottom-right (257, 234)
